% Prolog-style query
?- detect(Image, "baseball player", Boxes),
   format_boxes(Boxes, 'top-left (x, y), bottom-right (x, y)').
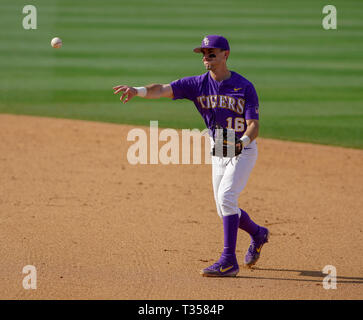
top-left (113, 35), bottom-right (269, 277)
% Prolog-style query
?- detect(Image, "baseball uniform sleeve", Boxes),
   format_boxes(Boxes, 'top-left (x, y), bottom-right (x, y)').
top-left (244, 83), bottom-right (259, 120)
top-left (170, 76), bottom-right (199, 101)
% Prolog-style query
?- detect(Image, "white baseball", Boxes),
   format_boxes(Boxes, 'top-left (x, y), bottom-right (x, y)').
top-left (51, 37), bottom-right (62, 49)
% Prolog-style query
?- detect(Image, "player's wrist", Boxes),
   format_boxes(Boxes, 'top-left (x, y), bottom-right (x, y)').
top-left (134, 87), bottom-right (147, 97)
top-left (240, 135), bottom-right (251, 148)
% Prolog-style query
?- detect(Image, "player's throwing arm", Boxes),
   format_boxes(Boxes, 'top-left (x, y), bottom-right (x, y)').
top-left (113, 84), bottom-right (174, 103)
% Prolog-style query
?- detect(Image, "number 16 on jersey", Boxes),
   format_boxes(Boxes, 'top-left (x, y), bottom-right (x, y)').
top-left (226, 117), bottom-right (245, 132)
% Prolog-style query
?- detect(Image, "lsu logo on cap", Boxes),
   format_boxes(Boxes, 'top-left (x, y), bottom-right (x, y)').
top-left (203, 37), bottom-right (209, 46)
top-left (255, 106), bottom-right (259, 114)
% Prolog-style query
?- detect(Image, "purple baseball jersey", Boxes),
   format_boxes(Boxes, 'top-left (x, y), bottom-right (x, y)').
top-left (170, 71), bottom-right (259, 139)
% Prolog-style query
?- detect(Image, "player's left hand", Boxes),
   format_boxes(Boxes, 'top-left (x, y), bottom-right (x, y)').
top-left (235, 140), bottom-right (243, 155)
top-left (113, 85), bottom-right (138, 104)
top-left (212, 126), bottom-right (244, 157)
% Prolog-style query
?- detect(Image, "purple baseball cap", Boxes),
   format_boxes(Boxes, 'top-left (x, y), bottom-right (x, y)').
top-left (193, 35), bottom-right (230, 53)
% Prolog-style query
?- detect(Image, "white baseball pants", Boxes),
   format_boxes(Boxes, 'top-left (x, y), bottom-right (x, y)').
top-left (211, 140), bottom-right (258, 218)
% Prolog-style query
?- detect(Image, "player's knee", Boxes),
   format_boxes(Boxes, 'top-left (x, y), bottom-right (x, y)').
top-left (217, 190), bottom-right (237, 216)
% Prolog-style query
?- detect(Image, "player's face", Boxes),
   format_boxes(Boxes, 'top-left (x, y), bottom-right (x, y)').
top-left (201, 48), bottom-right (228, 70)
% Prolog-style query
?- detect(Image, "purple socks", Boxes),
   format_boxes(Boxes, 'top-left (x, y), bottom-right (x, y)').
top-left (220, 210), bottom-right (260, 263)
top-left (222, 214), bottom-right (239, 261)
top-left (239, 208), bottom-right (260, 237)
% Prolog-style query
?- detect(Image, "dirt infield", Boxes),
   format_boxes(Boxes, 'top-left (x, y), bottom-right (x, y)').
top-left (0, 114), bottom-right (362, 299)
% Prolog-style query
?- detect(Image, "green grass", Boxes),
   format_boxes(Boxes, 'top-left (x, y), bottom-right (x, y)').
top-left (1, 0), bottom-right (363, 148)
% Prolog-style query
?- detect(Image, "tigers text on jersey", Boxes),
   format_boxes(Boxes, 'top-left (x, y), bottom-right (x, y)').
top-left (170, 71), bottom-right (259, 139)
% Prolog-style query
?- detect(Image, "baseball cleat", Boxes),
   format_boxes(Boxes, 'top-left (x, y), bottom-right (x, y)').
top-left (244, 226), bottom-right (269, 268)
top-left (201, 254), bottom-right (239, 277)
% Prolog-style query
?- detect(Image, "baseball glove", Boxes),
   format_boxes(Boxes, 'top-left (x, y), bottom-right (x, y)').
top-left (212, 124), bottom-right (243, 157)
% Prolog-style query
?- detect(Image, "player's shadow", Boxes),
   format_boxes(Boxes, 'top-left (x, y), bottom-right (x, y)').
top-left (236, 267), bottom-right (363, 284)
